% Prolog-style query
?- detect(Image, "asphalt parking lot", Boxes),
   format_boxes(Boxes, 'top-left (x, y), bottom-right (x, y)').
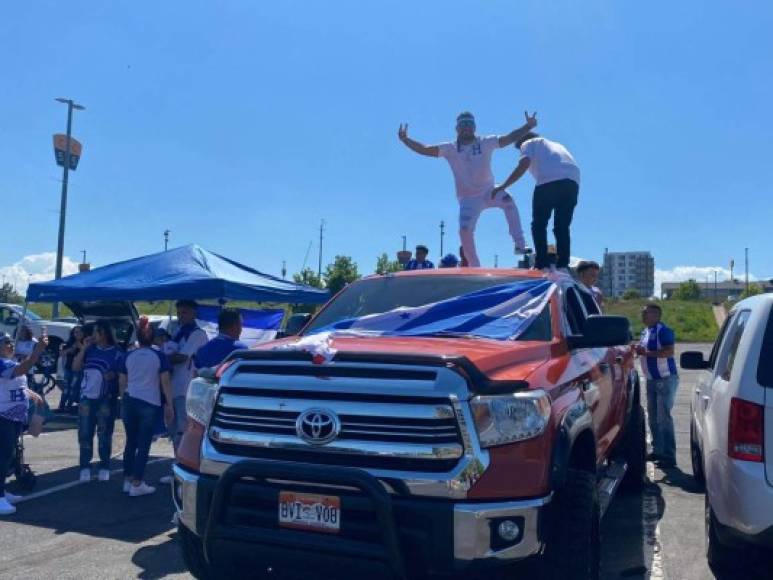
top-left (0, 343), bottom-right (769, 579)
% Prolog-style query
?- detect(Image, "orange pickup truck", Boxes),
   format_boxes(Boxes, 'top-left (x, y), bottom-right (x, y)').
top-left (173, 268), bottom-right (644, 579)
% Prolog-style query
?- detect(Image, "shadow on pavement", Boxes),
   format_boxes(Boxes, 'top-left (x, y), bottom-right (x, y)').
top-left (600, 478), bottom-right (665, 580)
top-left (3, 459), bottom-right (177, 545)
top-left (653, 464), bottom-right (704, 495)
top-left (132, 530), bottom-right (188, 579)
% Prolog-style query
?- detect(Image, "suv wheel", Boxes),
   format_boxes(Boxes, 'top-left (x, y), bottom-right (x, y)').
top-left (541, 468), bottom-right (600, 580)
top-left (620, 402), bottom-right (646, 492)
top-left (178, 524), bottom-right (217, 580)
top-left (690, 422), bottom-right (705, 487)
top-left (706, 496), bottom-right (741, 571)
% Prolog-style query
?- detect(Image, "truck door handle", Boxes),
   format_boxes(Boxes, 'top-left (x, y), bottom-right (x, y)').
top-left (701, 395), bottom-right (710, 408)
top-left (615, 356), bottom-right (624, 364)
top-left (695, 388), bottom-right (702, 395)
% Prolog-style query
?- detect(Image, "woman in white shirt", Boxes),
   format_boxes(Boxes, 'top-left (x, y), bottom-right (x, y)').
top-left (118, 318), bottom-right (174, 497)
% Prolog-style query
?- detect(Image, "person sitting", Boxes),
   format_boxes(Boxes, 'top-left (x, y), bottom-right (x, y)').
top-left (195, 308), bottom-right (248, 370)
top-left (404, 245), bottom-right (435, 270)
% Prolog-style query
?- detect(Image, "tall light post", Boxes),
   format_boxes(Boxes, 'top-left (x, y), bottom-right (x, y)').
top-left (439, 221), bottom-right (445, 257)
top-left (164, 229), bottom-right (170, 251)
top-left (53, 97), bottom-right (85, 318)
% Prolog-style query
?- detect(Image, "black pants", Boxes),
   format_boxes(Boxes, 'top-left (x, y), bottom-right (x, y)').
top-left (0, 418), bottom-right (21, 496)
top-left (531, 179), bottom-right (579, 269)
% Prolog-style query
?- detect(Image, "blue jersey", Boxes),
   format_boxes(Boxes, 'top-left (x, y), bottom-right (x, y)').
top-left (640, 323), bottom-right (678, 380)
top-left (195, 334), bottom-right (248, 370)
top-left (404, 259), bottom-right (435, 271)
top-left (81, 345), bottom-right (123, 399)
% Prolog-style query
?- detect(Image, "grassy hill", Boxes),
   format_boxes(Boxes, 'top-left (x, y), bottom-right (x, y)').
top-left (604, 299), bottom-right (719, 343)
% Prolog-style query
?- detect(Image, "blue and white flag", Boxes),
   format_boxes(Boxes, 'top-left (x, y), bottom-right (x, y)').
top-left (196, 305), bottom-right (284, 346)
top-left (309, 280), bottom-right (554, 341)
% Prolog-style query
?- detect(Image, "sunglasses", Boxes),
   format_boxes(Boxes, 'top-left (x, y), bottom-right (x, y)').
top-left (457, 120), bottom-right (475, 128)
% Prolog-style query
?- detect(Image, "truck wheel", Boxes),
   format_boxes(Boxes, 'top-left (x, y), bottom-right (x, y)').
top-left (690, 421), bottom-right (705, 487)
top-left (620, 403), bottom-right (646, 492)
top-left (178, 524), bottom-right (217, 580)
top-left (541, 468), bottom-right (600, 580)
top-left (706, 496), bottom-right (743, 571)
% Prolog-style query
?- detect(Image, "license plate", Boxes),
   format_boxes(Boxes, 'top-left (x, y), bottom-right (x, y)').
top-left (278, 491), bottom-right (341, 533)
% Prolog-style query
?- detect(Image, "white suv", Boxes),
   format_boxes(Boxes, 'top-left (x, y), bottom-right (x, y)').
top-left (682, 294), bottom-right (773, 570)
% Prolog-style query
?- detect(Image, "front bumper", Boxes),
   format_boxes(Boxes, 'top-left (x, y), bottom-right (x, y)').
top-left (173, 461), bottom-right (548, 578)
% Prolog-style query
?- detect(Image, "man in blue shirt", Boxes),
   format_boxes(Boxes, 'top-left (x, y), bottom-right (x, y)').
top-left (635, 303), bottom-right (679, 467)
top-left (195, 308), bottom-right (248, 370)
top-left (404, 245), bottom-right (435, 271)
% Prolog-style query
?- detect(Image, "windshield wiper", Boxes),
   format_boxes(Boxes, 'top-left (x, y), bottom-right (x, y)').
top-left (415, 331), bottom-right (478, 339)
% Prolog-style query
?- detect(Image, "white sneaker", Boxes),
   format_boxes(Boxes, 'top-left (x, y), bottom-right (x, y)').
top-left (159, 475), bottom-right (173, 484)
top-left (3, 492), bottom-right (22, 504)
top-left (515, 245), bottom-right (532, 255)
top-left (79, 469), bottom-right (92, 482)
top-left (0, 497), bottom-right (16, 516)
top-left (123, 480), bottom-right (132, 493)
top-left (97, 469), bottom-right (111, 482)
top-left (129, 482), bottom-right (156, 497)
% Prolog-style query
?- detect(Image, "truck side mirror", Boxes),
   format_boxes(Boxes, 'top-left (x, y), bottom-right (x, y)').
top-left (680, 351), bottom-right (709, 370)
top-left (568, 315), bottom-right (630, 349)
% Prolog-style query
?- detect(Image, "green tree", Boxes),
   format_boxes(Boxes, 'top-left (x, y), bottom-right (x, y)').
top-left (293, 268), bottom-right (323, 289)
top-left (622, 288), bottom-right (641, 300)
top-left (324, 255), bottom-right (360, 295)
top-left (375, 253), bottom-right (402, 275)
top-left (0, 283), bottom-right (22, 304)
top-left (673, 279), bottom-right (702, 301)
top-left (740, 283), bottom-right (764, 299)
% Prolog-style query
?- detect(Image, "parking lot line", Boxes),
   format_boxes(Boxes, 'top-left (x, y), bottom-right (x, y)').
top-left (643, 461), bottom-right (665, 579)
top-left (14, 457), bottom-right (172, 504)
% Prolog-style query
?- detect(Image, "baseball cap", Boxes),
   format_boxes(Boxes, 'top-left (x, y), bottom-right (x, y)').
top-left (440, 254), bottom-right (460, 267)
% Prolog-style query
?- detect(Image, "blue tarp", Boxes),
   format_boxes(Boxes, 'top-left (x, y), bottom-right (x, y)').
top-left (26, 244), bottom-right (329, 304)
top-left (309, 279), bottom-right (554, 341)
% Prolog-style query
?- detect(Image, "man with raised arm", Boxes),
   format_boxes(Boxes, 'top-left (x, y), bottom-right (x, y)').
top-left (398, 111), bottom-right (537, 267)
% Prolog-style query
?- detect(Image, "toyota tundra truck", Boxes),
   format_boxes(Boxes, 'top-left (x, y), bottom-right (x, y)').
top-left (172, 268), bottom-right (645, 579)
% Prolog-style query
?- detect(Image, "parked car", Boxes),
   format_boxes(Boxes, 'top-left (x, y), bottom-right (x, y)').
top-left (172, 269), bottom-right (643, 579)
top-left (682, 293), bottom-right (773, 570)
top-left (0, 302), bottom-right (76, 375)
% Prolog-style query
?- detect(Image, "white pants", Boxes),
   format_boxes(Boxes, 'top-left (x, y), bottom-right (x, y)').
top-left (458, 190), bottom-right (526, 267)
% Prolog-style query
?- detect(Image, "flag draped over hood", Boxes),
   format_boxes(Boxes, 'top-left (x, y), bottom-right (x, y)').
top-left (308, 279), bottom-right (554, 341)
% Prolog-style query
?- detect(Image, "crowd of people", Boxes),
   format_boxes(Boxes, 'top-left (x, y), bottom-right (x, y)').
top-left (0, 301), bottom-right (248, 515)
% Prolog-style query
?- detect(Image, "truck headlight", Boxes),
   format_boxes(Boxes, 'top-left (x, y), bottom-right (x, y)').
top-left (470, 390), bottom-right (551, 447)
top-left (186, 377), bottom-right (219, 427)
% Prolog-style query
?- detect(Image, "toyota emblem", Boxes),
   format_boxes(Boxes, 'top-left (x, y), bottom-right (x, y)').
top-left (296, 408), bottom-right (341, 445)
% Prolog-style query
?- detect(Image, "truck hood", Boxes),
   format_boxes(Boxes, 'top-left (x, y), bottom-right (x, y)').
top-left (257, 334), bottom-right (555, 385)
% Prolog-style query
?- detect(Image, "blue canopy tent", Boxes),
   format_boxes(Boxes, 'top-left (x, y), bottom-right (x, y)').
top-left (26, 244), bottom-right (329, 304)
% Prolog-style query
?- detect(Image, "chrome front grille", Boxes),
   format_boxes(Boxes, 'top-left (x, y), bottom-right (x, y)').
top-left (208, 389), bottom-right (464, 469)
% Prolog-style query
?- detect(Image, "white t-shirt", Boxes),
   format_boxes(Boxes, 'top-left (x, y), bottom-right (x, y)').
top-left (120, 347), bottom-right (171, 406)
top-left (438, 136), bottom-right (501, 199)
top-left (171, 327), bottom-right (208, 399)
top-left (0, 358), bottom-right (28, 422)
top-left (519, 137), bottom-right (580, 186)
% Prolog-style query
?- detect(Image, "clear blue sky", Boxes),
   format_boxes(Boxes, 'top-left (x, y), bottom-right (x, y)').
top-left (2, 1), bottom-right (772, 288)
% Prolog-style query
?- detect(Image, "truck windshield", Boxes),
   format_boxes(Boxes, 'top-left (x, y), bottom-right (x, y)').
top-left (304, 274), bottom-right (534, 335)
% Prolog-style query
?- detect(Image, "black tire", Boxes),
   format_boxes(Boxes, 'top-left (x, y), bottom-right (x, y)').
top-left (620, 402), bottom-right (646, 492)
top-left (541, 468), bottom-right (601, 580)
top-left (37, 339), bottom-right (61, 375)
top-left (706, 496), bottom-right (742, 572)
top-left (178, 524), bottom-right (216, 580)
top-left (691, 421), bottom-right (706, 487)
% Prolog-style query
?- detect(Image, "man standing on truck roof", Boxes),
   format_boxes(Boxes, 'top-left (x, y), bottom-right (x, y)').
top-left (635, 303), bottom-right (679, 468)
top-left (492, 133), bottom-right (580, 272)
top-left (398, 111), bottom-right (537, 267)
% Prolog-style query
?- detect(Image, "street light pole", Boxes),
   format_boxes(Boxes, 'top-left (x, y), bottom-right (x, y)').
top-left (714, 270), bottom-right (718, 304)
top-left (53, 97), bottom-right (85, 319)
top-left (164, 229), bottom-right (170, 251)
top-left (439, 221), bottom-right (445, 257)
